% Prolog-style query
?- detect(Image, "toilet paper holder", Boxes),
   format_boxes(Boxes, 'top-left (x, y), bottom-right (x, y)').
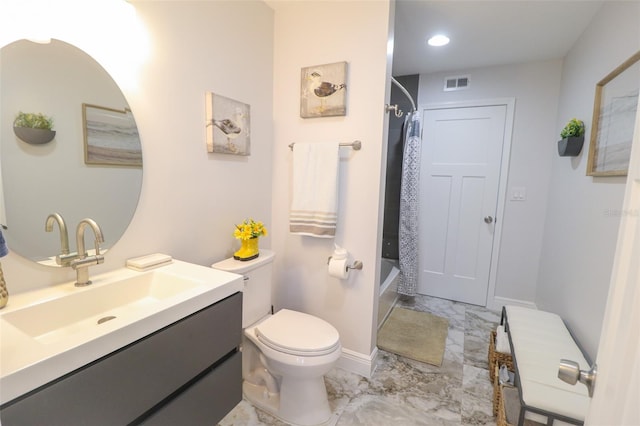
top-left (327, 256), bottom-right (363, 271)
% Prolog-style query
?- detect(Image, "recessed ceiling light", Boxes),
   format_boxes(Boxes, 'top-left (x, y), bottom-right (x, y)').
top-left (427, 35), bottom-right (450, 47)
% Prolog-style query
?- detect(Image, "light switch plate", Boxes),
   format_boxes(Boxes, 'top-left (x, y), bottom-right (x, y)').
top-left (511, 187), bottom-right (526, 201)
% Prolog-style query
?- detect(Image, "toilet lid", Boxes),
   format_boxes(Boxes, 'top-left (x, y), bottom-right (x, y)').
top-left (256, 309), bottom-right (340, 356)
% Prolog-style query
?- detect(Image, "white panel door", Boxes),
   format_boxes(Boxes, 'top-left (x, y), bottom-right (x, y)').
top-left (418, 105), bottom-right (507, 306)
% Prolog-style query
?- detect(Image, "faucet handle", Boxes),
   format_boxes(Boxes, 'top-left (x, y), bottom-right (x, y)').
top-left (56, 252), bottom-right (79, 267)
top-left (70, 255), bottom-right (102, 269)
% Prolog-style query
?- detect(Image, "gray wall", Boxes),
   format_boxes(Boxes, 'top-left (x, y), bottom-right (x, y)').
top-left (418, 59), bottom-right (563, 308)
top-left (537, 1), bottom-right (640, 359)
top-left (382, 74), bottom-right (419, 259)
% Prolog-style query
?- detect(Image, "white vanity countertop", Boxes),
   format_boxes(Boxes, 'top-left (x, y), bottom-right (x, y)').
top-left (0, 260), bottom-right (243, 405)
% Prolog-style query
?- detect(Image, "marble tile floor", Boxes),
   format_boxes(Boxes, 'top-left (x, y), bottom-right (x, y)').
top-left (219, 294), bottom-right (502, 426)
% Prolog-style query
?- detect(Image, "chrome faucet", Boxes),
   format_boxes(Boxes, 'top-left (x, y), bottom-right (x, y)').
top-left (45, 213), bottom-right (78, 266)
top-left (70, 218), bottom-right (105, 286)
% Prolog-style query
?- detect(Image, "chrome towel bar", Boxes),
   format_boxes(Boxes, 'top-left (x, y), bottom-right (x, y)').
top-left (288, 140), bottom-right (362, 151)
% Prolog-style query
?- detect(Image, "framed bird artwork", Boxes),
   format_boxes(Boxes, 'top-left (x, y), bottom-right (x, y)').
top-left (300, 61), bottom-right (348, 118)
top-left (205, 92), bottom-right (251, 155)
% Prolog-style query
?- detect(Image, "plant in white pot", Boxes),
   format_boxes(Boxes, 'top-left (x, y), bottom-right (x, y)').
top-left (558, 118), bottom-right (585, 157)
top-left (13, 111), bottom-right (56, 145)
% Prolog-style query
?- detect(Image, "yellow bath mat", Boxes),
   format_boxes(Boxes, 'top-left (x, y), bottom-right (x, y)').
top-left (377, 307), bottom-right (449, 366)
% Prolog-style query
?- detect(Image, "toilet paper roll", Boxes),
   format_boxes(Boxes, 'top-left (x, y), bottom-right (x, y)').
top-left (328, 257), bottom-right (350, 279)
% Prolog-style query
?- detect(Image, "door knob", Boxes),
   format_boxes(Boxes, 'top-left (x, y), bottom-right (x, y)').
top-left (484, 216), bottom-right (494, 224)
top-left (558, 359), bottom-right (597, 397)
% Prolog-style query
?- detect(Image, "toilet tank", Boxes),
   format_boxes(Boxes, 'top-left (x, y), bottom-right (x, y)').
top-left (211, 249), bottom-right (275, 327)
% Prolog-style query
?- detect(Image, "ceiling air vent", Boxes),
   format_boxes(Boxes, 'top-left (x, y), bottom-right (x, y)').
top-left (444, 75), bottom-right (470, 91)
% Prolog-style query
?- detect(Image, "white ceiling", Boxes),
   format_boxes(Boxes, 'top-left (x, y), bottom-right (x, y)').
top-left (392, 0), bottom-right (605, 76)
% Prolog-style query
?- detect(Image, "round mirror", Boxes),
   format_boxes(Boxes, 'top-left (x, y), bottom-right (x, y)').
top-left (0, 39), bottom-right (143, 266)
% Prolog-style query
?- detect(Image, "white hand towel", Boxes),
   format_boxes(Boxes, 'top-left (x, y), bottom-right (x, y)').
top-left (289, 142), bottom-right (340, 238)
top-left (496, 324), bottom-right (512, 354)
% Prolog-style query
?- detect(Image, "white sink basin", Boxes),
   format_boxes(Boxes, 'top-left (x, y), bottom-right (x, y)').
top-left (0, 259), bottom-right (243, 405)
top-left (3, 271), bottom-right (201, 345)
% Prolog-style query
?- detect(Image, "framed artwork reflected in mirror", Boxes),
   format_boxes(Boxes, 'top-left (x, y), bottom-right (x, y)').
top-left (83, 103), bottom-right (142, 167)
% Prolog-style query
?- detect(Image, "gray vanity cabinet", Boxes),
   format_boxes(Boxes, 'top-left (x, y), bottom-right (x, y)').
top-left (0, 292), bottom-right (242, 426)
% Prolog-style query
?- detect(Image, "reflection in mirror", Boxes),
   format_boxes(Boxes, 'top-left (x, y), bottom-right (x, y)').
top-left (0, 39), bottom-right (143, 266)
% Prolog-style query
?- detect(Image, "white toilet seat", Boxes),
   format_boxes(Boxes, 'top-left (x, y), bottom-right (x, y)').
top-left (255, 309), bottom-right (340, 356)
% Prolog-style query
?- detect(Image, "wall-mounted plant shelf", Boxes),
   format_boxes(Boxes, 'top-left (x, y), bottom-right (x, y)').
top-left (558, 136), bottom-right (584, 157)
top-left (13, 126), bottom-right (56, 145)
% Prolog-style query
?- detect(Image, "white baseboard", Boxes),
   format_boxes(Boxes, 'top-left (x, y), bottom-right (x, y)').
top-left (489, 296), bottom-right (537, 312)
top-left (336, 347), bottom-right (378, 379)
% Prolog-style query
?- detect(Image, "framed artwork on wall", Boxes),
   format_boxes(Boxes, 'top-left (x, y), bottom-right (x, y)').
top-left (300, 61), bottom-right (348, 118)
top-left (205, 92), bottom-right (251, 156)
top-left (586, 51), bottom-right (640, 177)
top-left (83, 103), bottom-right (141, 167)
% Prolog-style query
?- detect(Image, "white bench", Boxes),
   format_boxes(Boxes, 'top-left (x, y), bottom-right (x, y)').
top-left (501, 306), bottom-right (591, 426)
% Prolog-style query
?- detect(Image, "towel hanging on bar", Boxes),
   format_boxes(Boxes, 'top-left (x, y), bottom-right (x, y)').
top-left (289, 140), bottom-right (361, 151)
top-left (289, 142), bottom-right (340, 238)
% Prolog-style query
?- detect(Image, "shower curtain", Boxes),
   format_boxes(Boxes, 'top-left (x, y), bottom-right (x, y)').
top-left (398, 111), bottom-right (421, 296)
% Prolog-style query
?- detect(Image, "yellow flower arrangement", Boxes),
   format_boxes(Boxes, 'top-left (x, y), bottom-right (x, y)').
top-left (234, 218), bottom-right (268, 241)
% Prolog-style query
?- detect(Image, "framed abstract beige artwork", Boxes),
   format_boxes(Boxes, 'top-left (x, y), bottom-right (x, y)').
top-left (83, 103), bottom-right (141, 167)
top-left (587, 51), bottom-right (640, 177)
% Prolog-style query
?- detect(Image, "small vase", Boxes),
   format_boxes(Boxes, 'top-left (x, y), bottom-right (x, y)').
top-left (13, 126), bottom-right (56, 145)
top-left (234, 237), bottom-right (259, 261)
top-left (0, 262), bottom-right (8, 309)
top-left (557, 136), bottom-right (584, 157)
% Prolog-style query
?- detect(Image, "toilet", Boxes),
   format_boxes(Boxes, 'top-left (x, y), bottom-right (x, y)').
top-left (212, 249), bottom-right (341, 426)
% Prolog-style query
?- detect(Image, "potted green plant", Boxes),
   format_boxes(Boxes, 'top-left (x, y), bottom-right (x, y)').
top-left (13, 111), bottom-right (56, 145)
top-left (558, 118), bottom-right (585, 157)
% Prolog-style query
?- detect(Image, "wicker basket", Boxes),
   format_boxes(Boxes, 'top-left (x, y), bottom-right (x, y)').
top-left (489, 330), bottom-right (514, 383)
top-left (493, 365), bottom-right (501, 416)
